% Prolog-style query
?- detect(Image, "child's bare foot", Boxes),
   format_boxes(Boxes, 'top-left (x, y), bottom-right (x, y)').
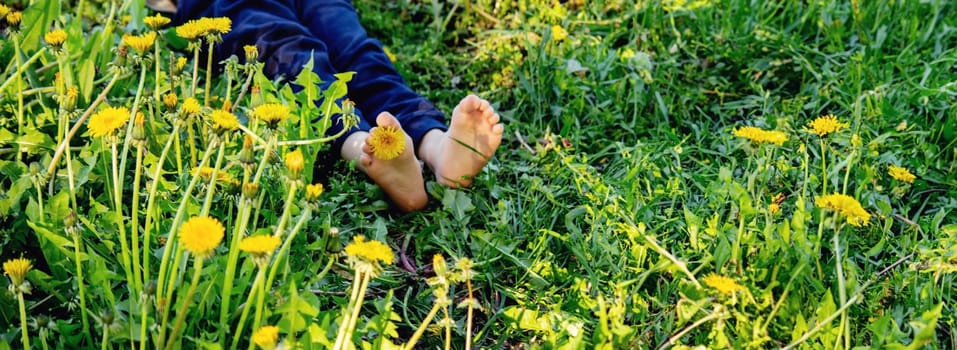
top-left (420, 95), bottom-right (505, 188)
top-left (358, 112), bottom-right (428, 212)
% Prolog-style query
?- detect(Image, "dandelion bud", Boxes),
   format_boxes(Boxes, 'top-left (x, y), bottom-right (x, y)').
top-left (172, 56), bottom-right (188, 75)
top-left (163, 93), bottom-right (178, 110)
top-left (284, 148), bottom-right (304, 179)
top-left (239, 135), bottom-right (256, 170)
top-left (433, 254), bottom-right (448, 277)
top-left (243, 45), bottom-right (259, 62)
top-left (325, 227), bottom-right (341, 253)
top-left (250, 85), bottom-right (263, 107)
top-left (132, 112), bottom-right (147, 145)
top-left (114, 44), bottom-right (129, 67)
top-left (64, 210), bottom-right (79, 228)
top-left (143, 280), bottom-right (157, 297)
top-left (305, 183), bottom-right (323, 202)
top-left (62, 86), bottom-right (79, 111)
top-left (243, 182), bottom-right (260, 200)
top-left (99, 310), bottom-right (115, 326)
top-left (29, 162), bottom-right (39, 178)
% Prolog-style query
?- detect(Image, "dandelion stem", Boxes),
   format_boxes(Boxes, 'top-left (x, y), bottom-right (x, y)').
top-left (230, 265), bottom-right (265, 350)
top-left (231, 65), bottom-right (256, 112)
top-left (218, 194), bottom-right (253, 348)
top-left (832, 218), bottom-right (849, 350)
top-left (189, 44), bottom-right (200, 98)
top-left (250, 266), bottom-right (270, 346)
top-left (404, 301), bottom-right (442, 350)
top-left (0, 47), bottom-right (45, 95)
top-left (264, 206), bottom-right (310, 298)
top-left (131, 138), bottom-right (146, 297)
top-left (334, 271), bottom-right (370, 350)
top-left (465, 279), bottom-right (474, 350)
top-left (34, 180), bottom-right (45, 223)
top-left (153, 40), bottom-right (162, 123)
top-left (204, 40), bottom-right (215, 107)
top-left (139, 290), bottom-right (150, 350)
top-left (656, 306), bottom-right (725, 350)
top-left (201, 139), bottom-right (229, 216)
top-left (111, 142), bottom-right (136, 302)
top-left (100, 320), bottom-right (109, 350)
top-left (16, 291), bottom-right (31, 350)
top-left (143, 123), bottom-right (182, 288)
top-left (13, 35), bottom-right (24, 162)
top-left (72, 231), bottom-right (93, 346)
top-left (165, 257), bottom-right (205, 350)
top-left (155, 141), bottom-right (218, 349)
top-left (46, 70), bottom-right (123, 179)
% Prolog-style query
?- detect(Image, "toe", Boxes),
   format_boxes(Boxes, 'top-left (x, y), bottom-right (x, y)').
top-left (359, 154), bottom-right (373, 168)
top-left (492, 123), bottom-right (505, 135)
top-left (488, 112), bottom-right (501, 125)
top-left (376, 111), bottom-right (402, 128)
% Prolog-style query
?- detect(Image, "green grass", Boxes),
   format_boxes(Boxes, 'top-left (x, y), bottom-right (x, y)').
top-left (1, 0), bottom-right (956, 349)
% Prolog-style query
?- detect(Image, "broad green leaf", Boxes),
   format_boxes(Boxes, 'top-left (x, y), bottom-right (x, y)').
top-left (19, 0), bottom-right (61, 53)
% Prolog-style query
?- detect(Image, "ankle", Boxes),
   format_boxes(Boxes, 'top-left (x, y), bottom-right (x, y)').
top-left (417, 129), bottom-right (444, 168)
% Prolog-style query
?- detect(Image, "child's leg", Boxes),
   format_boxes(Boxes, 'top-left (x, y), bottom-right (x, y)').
top-left (343, 113), bottom-right (428, 212)
top-left (295, 0), bottom-right (448, 150)
top-left (171, 0), bottom-right (372, 160)
top-left (296, 1), bottom-right (504, 188)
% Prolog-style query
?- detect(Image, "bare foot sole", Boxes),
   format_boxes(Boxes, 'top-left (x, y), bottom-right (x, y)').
top-left (360, 112), bottom-right (428, 212)
top-left (422, 95), bottom-right (505, 188)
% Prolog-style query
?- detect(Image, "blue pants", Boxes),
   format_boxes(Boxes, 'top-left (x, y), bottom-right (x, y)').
top-left (171, 0), bottom-right (447, 158)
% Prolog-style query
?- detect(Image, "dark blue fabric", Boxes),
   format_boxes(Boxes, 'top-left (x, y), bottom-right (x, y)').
top-left (171, 0), bottom-right (447, 157)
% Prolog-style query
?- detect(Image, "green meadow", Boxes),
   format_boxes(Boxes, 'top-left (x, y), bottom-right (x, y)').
top-left (1, 0), bottom-right (955, 348)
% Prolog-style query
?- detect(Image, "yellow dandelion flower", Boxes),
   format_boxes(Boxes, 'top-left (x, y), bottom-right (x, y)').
top-left (239, 235), bottom-right (281, 255)
top-left (6, 11), bottom-right (22, 26)
top-left (368, 125), bottom-right (405, 160)
top-left (284, 149), bottom-right (304, 176)
top-left (252, 325), bottom-right (280, 350)
top-left (382, 47), bottom-right (396, 63)
top-left (551, 24), bottom-right (568, 42)
top-left (163, 93), bottom-right (178, 109)
top-left (0, 4), bottom-right (9, 18)
top-left (305, 183), bottom-right (323, 201)
top-left (144, 14), bottom-right (171, 30)
top-left (807, 114), bottom-right (848, 137)
top-left (243, 45), bottom-right (259, 61)
top-left (815, 193), bottom-right (871, 227)
top-left (44, 29), bottom-right (68, 47)
top-left (123, 31), bottom-right (157, 53)
top-left (888, 165), bottom-right (916, 183)
top-left (3, 257), bottom-right (32, 286)
top-left (251, 103), bottom-right (290, 124)
top-left (344, 236), bottom-right (394, 265)
top-left (175, 19), bottom-right (206, 40)
top-left (178, 216), bottom-right (225, 259)
top-left (769, 203), bottom-right (780, 214)
top-left (182, 97), bottom-right (201, 116)
top-left (732, 126), bottom-right (788, 146)
top-left (210, 109), bottom-right (240, 132)
top-left (206, 17), bottom-right (232, 35)
top-left (193, 166), bottom-right (220, 180)
top-left (701, 274), bottom-right (743, 295)
top-left (89, 106), bottom-right (131, 138)
top-left (176, 57), bottom-right (188, 71)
